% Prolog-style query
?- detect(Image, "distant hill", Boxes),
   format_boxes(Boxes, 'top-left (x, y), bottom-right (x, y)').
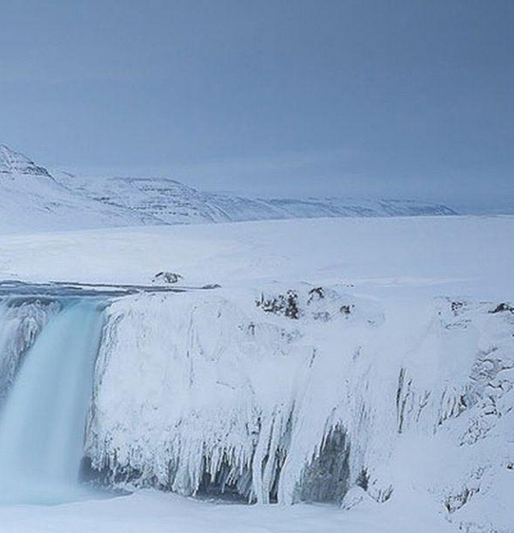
top-left (55, 173), bottom-right (456, 224)
top-left (0, 145), bottom-right (147, 232)
top-left (0, 144), bottom-right (457, 232)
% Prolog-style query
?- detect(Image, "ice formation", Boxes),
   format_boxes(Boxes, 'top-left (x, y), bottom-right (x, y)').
top-left (0, 297), bottom-right (61, 403)
top-left (0, 284), bottom-right (510, 530)
top-left (82, 286), bottom-right (513, 532)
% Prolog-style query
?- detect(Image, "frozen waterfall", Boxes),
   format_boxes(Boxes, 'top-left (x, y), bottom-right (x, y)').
top-left (0, 281), bottom-right (510, 533)
top-left (0, 299), bottom-right (104, 504)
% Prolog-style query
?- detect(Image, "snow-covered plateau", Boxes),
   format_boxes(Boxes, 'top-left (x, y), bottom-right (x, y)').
top-left (0, 215), bottom-right (512, 533)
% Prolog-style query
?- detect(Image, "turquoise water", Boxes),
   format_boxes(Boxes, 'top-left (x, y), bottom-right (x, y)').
top-left (0, 299), bottom-right (104, 504)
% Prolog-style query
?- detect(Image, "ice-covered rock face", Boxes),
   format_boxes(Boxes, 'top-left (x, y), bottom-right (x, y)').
top-left (0, 297), bottom-right (61, 402)
top-left (84, 286), bottom-right (514, 533)
top-left (85, 287), bottom-right (374, 504)
top-left (0, 145), bottom-right (52, 178)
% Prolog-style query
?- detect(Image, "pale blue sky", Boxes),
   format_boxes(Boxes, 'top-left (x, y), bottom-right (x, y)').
top-left (1, 0), bottom-right (513, 211)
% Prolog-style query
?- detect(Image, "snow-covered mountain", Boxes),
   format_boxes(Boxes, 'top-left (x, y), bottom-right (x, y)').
top-left (0, 145), bottom-right (146, 232)
top-left (0, 144), bottom-right (456, 232)
top-left (56, 173), bottom-right (457, 225)
top-left (0, 144), bottom-right (52, 178)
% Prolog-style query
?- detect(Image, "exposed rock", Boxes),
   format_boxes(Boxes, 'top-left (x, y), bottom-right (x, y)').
top-left (256, 290), bottom-right (300, 320)
top-left (307, 287), bottom-right (325, 303)
top-left (444, 486), bottom-right (479, 514)
top-left (490, 303), bottom-right (514, 314)
top-left (451, 300), bottom-right (465, 315)
top-left (0, 144), bottom-right (52, 177)
top-left (298, 425), bottom-right (349, 503)
top-left (340, 304), bottom-right (353, 316)
top-left (152, 271), bottom-right (183, 284)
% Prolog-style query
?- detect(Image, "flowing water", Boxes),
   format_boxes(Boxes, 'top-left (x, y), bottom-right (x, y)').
top-left (0, 299), bottom-right (104, 504)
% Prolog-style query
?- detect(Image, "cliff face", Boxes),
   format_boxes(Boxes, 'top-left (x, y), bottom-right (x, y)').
top-left (84, 287), bottom-right (514, 532)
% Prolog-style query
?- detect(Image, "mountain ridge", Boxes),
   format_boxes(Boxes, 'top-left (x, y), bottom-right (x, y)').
top-left (55, 172), bottom-right (457, 224)
top-left (0, 145), bottom-right (52, 178)
top-left (0, 144), bottom-right (458, 232)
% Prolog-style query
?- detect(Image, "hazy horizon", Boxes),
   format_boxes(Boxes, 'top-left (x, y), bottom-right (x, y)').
top-left (1, 1), bottom-right (513, 212)
top-left (0, 139), bottom-right (511, 215)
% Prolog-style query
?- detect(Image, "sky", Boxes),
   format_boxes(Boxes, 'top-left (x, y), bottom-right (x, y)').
top-left (1, 0), bottom-right (513, 211)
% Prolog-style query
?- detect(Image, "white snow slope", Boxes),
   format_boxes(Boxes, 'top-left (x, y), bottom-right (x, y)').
top-left (0, 216), bottom-right (512, 533)
top-left (0, 145), bottom-right (147, 232)
top-left (55, 173), bottom-right (457, 224)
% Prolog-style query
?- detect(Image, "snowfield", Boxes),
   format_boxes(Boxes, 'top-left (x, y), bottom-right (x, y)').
top-left (0, 215), bottom-right (511, 297)
top-left (0, 215), bottom-right (512, 533)
top-left (0, 489), bottom-right (456, 533)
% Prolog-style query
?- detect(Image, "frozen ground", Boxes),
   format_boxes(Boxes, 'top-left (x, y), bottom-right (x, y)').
top-left (0, 216), bottom-right (512, 533)
top-left (0, 489), bottom-right (456, 533)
